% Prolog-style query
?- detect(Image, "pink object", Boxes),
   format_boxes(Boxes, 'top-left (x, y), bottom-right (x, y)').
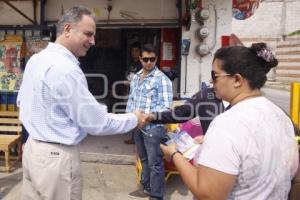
top-left (221, 35), bottom-right (230, 47)
top-left (229, 33), bottom-right (244, 46)
top-left (180, 120), bottom-right (203, 138)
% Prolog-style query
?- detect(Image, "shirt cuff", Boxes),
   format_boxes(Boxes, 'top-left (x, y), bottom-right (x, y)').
top-left (127, 113), bottom-right (138, 128)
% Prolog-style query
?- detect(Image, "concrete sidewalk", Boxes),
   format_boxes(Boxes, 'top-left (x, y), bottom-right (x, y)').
top-left (80, 134), bottom-right (137, 165)
top-left (0, 134), bottom-right (193, 200)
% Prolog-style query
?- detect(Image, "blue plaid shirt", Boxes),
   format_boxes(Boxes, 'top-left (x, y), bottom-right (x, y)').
top-left (126, 67), bottom-right (173, 130)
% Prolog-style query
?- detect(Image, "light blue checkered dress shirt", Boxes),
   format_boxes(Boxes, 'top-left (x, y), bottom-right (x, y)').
top-left (17, 43), bottom-right (137, 145)
top-left (126, 67), bottom-right (173, 130)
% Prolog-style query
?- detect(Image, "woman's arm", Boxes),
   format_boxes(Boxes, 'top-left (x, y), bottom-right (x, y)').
top-left (161, 143), bottom-right (236, 200)
top-left (151, 88), bottom-right (224, 133)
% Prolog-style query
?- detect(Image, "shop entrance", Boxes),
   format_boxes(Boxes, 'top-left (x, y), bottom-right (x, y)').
top-left (80, 28), bottom-right (160, 112)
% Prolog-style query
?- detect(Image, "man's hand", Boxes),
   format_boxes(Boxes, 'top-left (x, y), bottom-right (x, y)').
top-left (133, 110), bottom-right (148, 128)
top-left (145, 113), bottom-right (155, 122)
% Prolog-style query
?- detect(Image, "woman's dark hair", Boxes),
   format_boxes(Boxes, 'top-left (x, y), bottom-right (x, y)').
top-left (141, 43), bottom-right (157, 56)
top-left (213, 43), bottom-right (278, 89)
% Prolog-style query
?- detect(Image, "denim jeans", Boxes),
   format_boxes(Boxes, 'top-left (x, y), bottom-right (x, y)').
top-left (133, 126), bottom-right (165, 199)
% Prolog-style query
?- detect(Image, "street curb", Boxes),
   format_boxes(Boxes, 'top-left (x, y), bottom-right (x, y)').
top-left (80, 152), bottom-right (136, 165)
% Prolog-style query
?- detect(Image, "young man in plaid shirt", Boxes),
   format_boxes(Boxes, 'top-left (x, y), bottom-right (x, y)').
top-left (126, 43), bottom-right (173, 200)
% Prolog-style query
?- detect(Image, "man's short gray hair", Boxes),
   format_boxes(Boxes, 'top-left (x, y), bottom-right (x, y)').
top-left (57, 5), bottom-right (95, 36)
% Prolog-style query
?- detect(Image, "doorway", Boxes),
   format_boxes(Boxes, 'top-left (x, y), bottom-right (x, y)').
top-left (79, 28), bottom-right (161, 112)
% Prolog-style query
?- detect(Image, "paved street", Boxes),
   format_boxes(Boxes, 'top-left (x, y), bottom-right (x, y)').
top-left (0, 134), bottom-right (193, 200)
top-left (262, 87), bottom-right (290, 113)
top-left (0, 162), bottom-right (192, 200)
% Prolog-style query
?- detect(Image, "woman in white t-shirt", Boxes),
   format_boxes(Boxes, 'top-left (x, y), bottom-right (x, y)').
top-left (161, 43), bottom-right (299, 200)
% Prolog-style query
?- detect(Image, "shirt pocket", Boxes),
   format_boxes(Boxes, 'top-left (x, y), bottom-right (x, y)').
top-left (142, 85), bottom-right (157, 101)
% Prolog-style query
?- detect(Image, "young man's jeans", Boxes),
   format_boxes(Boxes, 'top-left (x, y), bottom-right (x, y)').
top-left (133, 126), bottom-right (165, 199)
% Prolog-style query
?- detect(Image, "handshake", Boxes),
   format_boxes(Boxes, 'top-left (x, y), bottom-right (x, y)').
top-left (133, 110), bottom-right (155, 128)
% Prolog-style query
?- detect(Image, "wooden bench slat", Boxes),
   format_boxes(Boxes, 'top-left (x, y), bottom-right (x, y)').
top-left (0, 118), bottom-right (21, 124)
top-left (0, 126), bottom-right (22, 132)
top-left (0, 111), bottom-right (19, 117)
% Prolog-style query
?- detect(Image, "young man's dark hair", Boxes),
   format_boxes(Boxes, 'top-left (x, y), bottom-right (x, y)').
top-left (141, 43), bottom-right (157, 55)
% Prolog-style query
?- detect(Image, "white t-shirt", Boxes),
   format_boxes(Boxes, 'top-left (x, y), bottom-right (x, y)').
top-left (196, 97), bottom-right (299, 200)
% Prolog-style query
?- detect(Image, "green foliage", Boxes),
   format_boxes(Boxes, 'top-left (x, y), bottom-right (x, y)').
top-left (288, 30), bottom-right (300, 36)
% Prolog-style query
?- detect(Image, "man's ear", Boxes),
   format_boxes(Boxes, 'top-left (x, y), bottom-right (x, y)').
top-left (233, 74), bottom-right (243, 88)
top-left (64, 23), bottom-right (72, 37)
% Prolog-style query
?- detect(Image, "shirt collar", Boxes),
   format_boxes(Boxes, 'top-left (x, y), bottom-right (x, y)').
top-left (137, 66), bottom-right (158, 77)
top-left (47, 42), bottom-right (80, 65)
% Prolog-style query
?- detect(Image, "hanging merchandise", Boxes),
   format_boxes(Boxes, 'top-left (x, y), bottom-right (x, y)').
top-left (232, 0), bottom-right (260, 20)
top-left (25, 36), bottom-right (49, 62)
top-left (0, 35), bottom-right (24, 111)
top-left (0, 35), bottom-right (24, 91)
top-left (0, 26), bottom-right (55, 111)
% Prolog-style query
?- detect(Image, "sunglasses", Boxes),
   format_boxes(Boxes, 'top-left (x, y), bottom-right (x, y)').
top-left (211, 70), bottom-right (233, 82)
top-left (141, 57), bottom-right (156, 63)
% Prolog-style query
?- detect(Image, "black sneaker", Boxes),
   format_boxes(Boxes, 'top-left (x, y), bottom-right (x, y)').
top-left (128, 188), bottom-right (150, 198)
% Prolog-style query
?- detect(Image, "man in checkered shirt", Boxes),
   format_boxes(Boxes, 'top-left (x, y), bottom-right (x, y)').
top-left (126, 43), bottom-right (173, 200)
